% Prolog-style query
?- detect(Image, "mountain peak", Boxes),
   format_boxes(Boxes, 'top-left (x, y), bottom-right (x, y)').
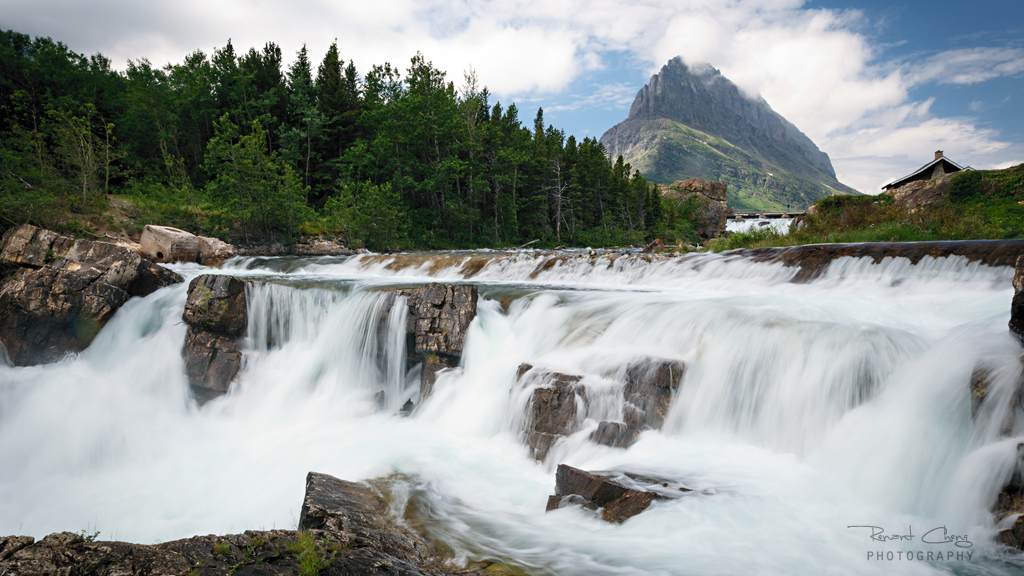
top-left (601, 56), bottom-right (857, 210)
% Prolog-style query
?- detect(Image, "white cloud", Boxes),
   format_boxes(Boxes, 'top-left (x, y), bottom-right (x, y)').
top-left (4, 0), bottom-right (1023, 193)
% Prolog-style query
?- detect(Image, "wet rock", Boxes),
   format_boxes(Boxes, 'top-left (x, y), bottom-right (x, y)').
top-left (1011, 255), bottom-right (1024, 341)
top-left (127, 258), bottom-right (184, 298)
top-left (994, 444), bottom-right (1024, 549)
top-left (140, 224), bottom-right (200, 263)
top-left (545, 465), bottom-right (692, 523)
top-left (624, 357), bottom-right (685, 430)
top-left (641, 239), bottom-right (666, 253)
top-left (0, 225), bottom-right (182, 366)
top-left (590, 421), bottom-right (635, 448)
top-left (405, 283), bottom-right (478, 401)
top-left (519, 365), bottom-right (587, 460)
top-left (198, 235), bottom-right (236, 265)
top-left (182, 274), bottom-right (249, 401)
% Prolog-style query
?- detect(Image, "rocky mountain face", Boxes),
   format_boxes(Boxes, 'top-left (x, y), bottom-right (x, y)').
top-left (601, 57), bottom-right (859, 210)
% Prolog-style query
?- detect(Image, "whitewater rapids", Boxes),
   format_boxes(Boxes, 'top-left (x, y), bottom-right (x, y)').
top-left (1, 248), bottom-right (1023, 575)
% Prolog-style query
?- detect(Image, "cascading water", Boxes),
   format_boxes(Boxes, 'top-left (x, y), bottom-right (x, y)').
top-left (1, 248), bottom-right (1023, 575)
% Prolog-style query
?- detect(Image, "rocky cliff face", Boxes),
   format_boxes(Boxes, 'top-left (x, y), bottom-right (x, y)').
top-left (601, 57), bottom-right (859, 210)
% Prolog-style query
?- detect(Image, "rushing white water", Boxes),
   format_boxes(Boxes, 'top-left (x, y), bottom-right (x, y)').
top-left (727, 217), bottom-right (794, 234)
top-left (1, 249), bottom-right (1023, 575)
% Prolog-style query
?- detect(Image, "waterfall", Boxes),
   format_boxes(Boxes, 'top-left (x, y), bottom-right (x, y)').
top-left (1, 248), bottom-right (1022, 574)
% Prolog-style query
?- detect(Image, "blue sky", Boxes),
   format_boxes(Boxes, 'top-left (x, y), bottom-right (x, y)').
top-left (3, 0), bottom-right (1022, 192)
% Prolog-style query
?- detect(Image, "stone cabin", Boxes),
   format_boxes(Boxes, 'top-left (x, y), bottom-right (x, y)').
top-left (882, 150), bottom-right (970, 191)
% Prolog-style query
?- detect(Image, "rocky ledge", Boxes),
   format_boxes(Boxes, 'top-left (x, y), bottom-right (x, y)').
top-left (0, 225), bottom-right (182, 365)
top-left (740, 239), bottom-right (1024, 283)
top-left (0, 471), bottom-right (498, 576)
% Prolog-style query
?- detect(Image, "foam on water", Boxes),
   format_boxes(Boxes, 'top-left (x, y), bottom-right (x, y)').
top-left (1, 251), bottom-right (1022, 574)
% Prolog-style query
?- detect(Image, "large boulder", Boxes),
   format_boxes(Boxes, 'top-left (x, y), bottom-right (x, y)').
top-left (545, 464), bottom-right (693, 523)
top-left (0, 225), bottom-right (182, 366)
top-left (198, 235), bottom-right (236, 266)
top-left (140, 224), bottom-right (200, 263)
top-left (181, 274), bottom-right (249, 402)
top-left (405, 283), bottom-right (478, 400)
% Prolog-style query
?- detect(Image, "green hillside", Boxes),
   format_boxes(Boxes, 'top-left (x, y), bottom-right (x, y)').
top-left (611, 117), bottom-right (858, 211)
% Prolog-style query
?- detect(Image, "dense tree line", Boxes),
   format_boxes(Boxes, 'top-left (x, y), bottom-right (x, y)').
top-left (0, 30), bottom-right (703, 249)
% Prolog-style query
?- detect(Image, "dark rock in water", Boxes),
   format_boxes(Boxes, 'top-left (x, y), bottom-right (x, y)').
top-left (740, 239), bottom-right (1024, 284)
top-left (127, 258), bottom-right (184, 298)
top-left (0, 224), bottom-right (182, 366)
top-left (624, 357), bottom-right (685, 431)
top-left (182, 275), bottom-right (249, 337)
top-left (518, 364), bottom-right (587, 460)
top-left (545, 464), bottom-right (693, 523)
top-left (590, 421), bottom-right (635, 448)
top-left (1010, 255), bottom-right (1024, 341)
top-left (994, 444), bottom-right (1024, 549)
top-left (405, 283), bottom-right (479, 401)
top-left (183, 330), bottom-right (242, 396)
top-left (182, 274), bottom-right (250, 401)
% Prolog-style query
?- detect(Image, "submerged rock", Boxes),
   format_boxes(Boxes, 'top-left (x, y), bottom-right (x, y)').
top-left (182, 274), bottom-right (249, 402)
top-left (0, 224), bottom-right (182, 366)
top-left (545, 464), bottom-right (692, 523)
top-left (405, 283), bottom-right (479, 401)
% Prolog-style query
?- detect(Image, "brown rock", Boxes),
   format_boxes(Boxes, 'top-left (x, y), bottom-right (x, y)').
top-left (624, 357), bottom-right (685, 431)
top-left (518, 365), bottom-right (587, 460)
top-left (994, 444), bottom-right (1024, 549)
top-left (889, 172), bottom-right (957, 209)
top-left (545, 465), bottom-right (687, 523)
top-left (590, 421), bottom-right (636, 448)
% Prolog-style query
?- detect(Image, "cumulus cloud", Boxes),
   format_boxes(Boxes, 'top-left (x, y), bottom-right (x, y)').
top-left (4, 0), bottom-right (1023, 192)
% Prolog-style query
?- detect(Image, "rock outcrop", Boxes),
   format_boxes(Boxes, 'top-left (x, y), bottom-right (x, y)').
top-left (519, 365), bottom-right (588, 460)
top-left (518, 357), bottom-right (686, 458)
top-left (140, 224), bottom-right (236, 265)
top-left (0, 471), bottom-right (482, 576)
top-left (658, 179), bottom-right (733, 239)
top-left (0, 225), bottom-right (182, 366)
top-left (545, 464), bottom-right (692, 523)
top-left (889, 172), bottom-right (958, 209)
top-left (182, 274), bottom-right (249, 403)
top-left (405, 283), bottom-right (479, 400)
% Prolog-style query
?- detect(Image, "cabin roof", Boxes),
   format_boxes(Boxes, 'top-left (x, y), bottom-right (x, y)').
top-left (883, 154), bottom-right (969, 190)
